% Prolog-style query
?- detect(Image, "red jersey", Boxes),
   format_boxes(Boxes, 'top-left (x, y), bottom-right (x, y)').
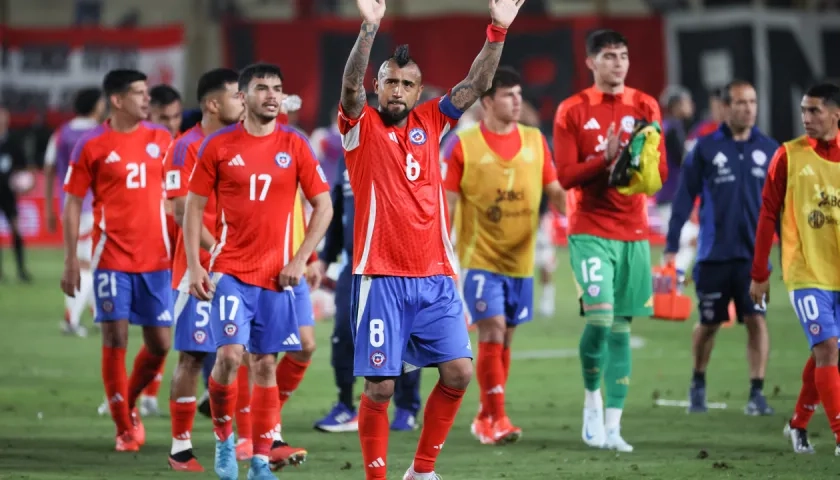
top-left (553, 86), bottom-right (668, 241)
top-left (64, 120), bottom-right (173, 272)
top-left (751, 134), bottom-right (840, 282)
top-left (339, 97), bottom-right (461, 277)
top-left (164, 125), bottom-right (215, 291)
top-left (189, 122), bottom-right (329, 291)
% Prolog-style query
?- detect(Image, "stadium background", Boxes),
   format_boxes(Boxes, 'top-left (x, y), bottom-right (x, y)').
top-left (1, 1), bottom-right (840, 478)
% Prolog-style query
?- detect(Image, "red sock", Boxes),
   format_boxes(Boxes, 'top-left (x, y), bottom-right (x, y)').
top-left (250, 385), bottom-right (280, 457)
top-left (413, 382), bottom-right (466, 474)
top-left (170, 397), bottom-right (197, 443)
top-left (359, 394), bottom-right (390, 480)
top-left (791, 356), bottom-right (819, 429)
top-left (102, 346), bottom-right (132, 434)
top-left (815, 364), bottom-right (840, 440)
top-left (477, 342), bottom-right (506, 421)
top-left (142, 365), bottom-right (166, 397)
top-left (127, 345), bottom-right (167, 410)
top-left (209, 376), bottom-right (237, 440)
top-left (275, 354), bottom-right (310, 420)
top-left (235, 365), bottom-right (252, 441)
top-left (501, 346), bottom-right (512, 384)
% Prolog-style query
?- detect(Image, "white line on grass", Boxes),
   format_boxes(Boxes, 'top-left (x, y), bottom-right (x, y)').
top-left (512, 336), bottom-right (646, 360)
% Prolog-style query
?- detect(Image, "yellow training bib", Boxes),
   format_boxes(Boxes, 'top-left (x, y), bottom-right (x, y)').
top-left (454, 124), bottom-right (544, 277)
top-left (781, 135), bottom-right (840, 290)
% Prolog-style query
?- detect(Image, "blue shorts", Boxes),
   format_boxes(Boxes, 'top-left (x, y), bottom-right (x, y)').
top-left (693, 261), bottom-right (765, 324)
top-left (293, 279), bottom-right (315, 328)
top-left (173, 290), bottom-right (215, 353)
top-left (790, 288), bottom-right (840, 348)
top-left (94, 269), bottom-right (173, 327)
top-left (351, 275), bottom-right (472, 377)
top-left (462, 269), bottom-right (534, 326)
top-left (210, 273), bottom-right (301, 355)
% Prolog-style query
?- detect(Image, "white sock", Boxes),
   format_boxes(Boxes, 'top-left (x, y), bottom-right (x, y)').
top-left (171, 438), bottom-right (192, 455)
top-left (69, 269), bottom-right (93, 327)
top-left (584, 389), bottom-right (603, 410)
top-left (541, 284), bottom-right (554, 303)
top-left (273, 423), bottom-right (283, 443)
top-left (605, 408), bottom-right (622, 430)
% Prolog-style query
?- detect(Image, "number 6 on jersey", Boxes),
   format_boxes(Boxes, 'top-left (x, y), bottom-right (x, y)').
top-left (405, 153), bottom-right (420, 181)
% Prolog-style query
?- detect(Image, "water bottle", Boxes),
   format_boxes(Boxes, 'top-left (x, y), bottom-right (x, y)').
top-left (675, 269), bottom-right (686, 295)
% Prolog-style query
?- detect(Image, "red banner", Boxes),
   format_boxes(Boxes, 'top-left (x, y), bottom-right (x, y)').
top-left (224, 15), bottom-right (665, 132)
top-left (0, 24), bottom-right (186, 128)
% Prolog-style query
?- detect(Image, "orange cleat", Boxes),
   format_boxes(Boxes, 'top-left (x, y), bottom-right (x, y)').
top-left (470, 415), bottom-right (495, 445)
top-left (115, 431), bottom-right (140, 452)
top-left (490, 416), bottom-right (522, 445)
top-left (168, 454), bottom-right (205, 472)
top-left (268, 441), bottom-right (307, 471)
top-left (131, 408), bottom-right (146, 446)
top-left (235, 438), bottom-right (253, 461)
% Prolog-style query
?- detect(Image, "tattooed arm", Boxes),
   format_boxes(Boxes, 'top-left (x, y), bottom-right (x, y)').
top-left (448, 40), bottom-right (505, 112)
top-left (340, 22), bottom-right (379, 119)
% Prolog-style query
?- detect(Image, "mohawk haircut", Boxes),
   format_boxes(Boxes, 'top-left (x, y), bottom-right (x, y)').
top-left (391, 44), bottom-right (413, 67)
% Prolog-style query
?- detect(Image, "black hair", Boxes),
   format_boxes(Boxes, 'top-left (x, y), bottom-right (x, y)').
top-left (196, 68), bottom-right (240, 103)
top-left (481, 66), bottom-right (521, 99)
top-left (585, 29), bottom-right (628, 56)
top-left (73, 87), bottom-right (102, 116)
top-left (238, 63), bottom-right (283, 92)
top-left (720, 79), bottom-right (754, 105)
top-left (391, 44), bottom-right (414, 68)
top-left (149, 85), bottom-right (181, 107)
top-left (805, 83), bottom-right (840, 107)
top-left (102, 69), bottom-right (147, 97)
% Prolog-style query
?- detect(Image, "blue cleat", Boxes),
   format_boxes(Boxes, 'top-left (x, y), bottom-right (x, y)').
top-left (745, 392), bottom-right (775, 416)
top-left (247, 457), bottom-right (278, 480)
top-left (314, 403), bottom-right (358, 433)
top-left (214, 434), bottom-right (239, 480)
top-left (391, 407), bottom-right (418, 431)
top-left (687, 384), bottom-right (708, 413)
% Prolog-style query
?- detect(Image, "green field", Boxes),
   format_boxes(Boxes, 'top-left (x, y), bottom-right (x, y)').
top-left (0, 247), bottom-right (836, 479)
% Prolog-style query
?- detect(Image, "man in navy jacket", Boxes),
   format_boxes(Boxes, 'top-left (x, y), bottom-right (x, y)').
top-left (312, 156), bottom-right (422, 432)
top-left (665, 80), bottom-right (778, 416)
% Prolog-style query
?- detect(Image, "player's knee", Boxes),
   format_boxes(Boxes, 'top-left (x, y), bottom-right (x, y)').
top-left (476, 315), bottom-right (506, 344)
top-left (695, 322), bottom-right (720, 339)
top-left (177, 351), bottom-right (205, 374)
top-left (250, 354), bottom-right (276, 384)
top-left (298, 328), bottom-right (317, 358)
top-left (813, 339), bottom-right (839, 367)
top-left (439, 358), bottom-right (473, 391)
top-left (363, 377), bottom-right (396, 402)
top-left (214, 345), bottom-right (245, 379)
top-left (100, 322), bottom-right (129, 348)
top-left (142, 326), bottom-right (171, 356)
top-left (743, 314), bottom-right (767, 334)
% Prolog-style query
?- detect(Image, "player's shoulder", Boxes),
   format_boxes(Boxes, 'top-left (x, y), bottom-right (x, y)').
top-left (624, 87), bottom-right (659, 114)
top-left (198, 123), bottom-right (240, 156)
top-left (517, 123), bottom-right (543, 136)
top-left (74, 123), bottom-right (110, 152)
top-left (176, 126), bottom-right (206, 150)
top-left (555, 91), bottom-right (590, 123)
top-left (140, 121), bottom-right (174, 141)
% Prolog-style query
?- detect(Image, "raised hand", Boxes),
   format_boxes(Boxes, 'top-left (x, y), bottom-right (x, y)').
top-left (356, 0), bottom-right (386, 24)
top-left (489, 0), bottom-right (524, 29)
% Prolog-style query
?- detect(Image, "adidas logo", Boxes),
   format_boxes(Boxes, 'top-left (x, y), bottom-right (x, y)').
top-left (213, 415), bottom-right (232, 424)
top-left (157, 311), bottom-right (173, 322)
top-left (487, 385), bottom-right (504, 395)
top-left (334, 411), bottom-right (353, 423)
top-left (518, 307), bottom-right (529, 319)
top-left (282, 333), bottom-right (301, 346)
top-left (799, 165), bottom-right (816, 176)
top-left (109, 393), bottom-right (124, 404)
top-left (433, 442), bottom-right (444, 450)
top-left (368, 457), bottom-right (385, 468)
top-left (583, 118), bottom-right (600, 130)
top-left (105, 151), bottom-right (121, 163)
top-left (228, 154), bottom-right (245, 167)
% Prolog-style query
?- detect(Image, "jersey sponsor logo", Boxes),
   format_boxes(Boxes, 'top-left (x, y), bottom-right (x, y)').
top-left (816, 188), bottom-right (840, 208)
top-left (146, 143), bottom-right (161, 159)
top-left (752, 150), bottom-right (768, 166)
top-left (228, 154), bottom-right (246, 167)
top-left (583, 118), bottom-right (600, 130)
top-left (408, 128), bottom-right (427, 146)
top-left (157, 310), bottom-right (173, 322)
top-left (282, 333), bottom-right (301, 346)
top-left (105, 151), bottom-right (121, 164)
top-left (166, 170), bottom-right (181, 190)
top-left (495, 189), bottom-right (525, 203)
top-left (807, 210), bottom-right (837, 229)
top-left (275, 152), bottom-right (291, 168)
top-left (370, 350), bottom-right (386, 368)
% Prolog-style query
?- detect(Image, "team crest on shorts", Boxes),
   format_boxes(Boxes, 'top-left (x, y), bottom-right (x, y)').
top-left (146, 143), bottom-right (161, 158)
top-left (587, 285), bottom-right (600, 297)
top-left (408, 128), bottom-right (427, 145)
top-left (223, 324), bottom-right (238, 337)
top-left (275, 152), bottom-right (291, 168)
top-left (809, 323), bottom-right (821, 335)
top-left (193, 330), bottom-right (207, 344)
top-left (102, 300), bottom-right (114, 313)
top-left (475, 300), bottom-right (487, 313)
top-left (370, 350), bottom-right (386, 368)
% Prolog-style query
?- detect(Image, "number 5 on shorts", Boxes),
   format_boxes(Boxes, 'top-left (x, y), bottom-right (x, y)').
top-left (369, 318), bottom-right (385, 347)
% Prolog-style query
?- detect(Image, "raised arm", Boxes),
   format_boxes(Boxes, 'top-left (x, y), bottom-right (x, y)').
top-left (340, 0), bottom-right (387, 119)
top-left (448, 0), bottom-right (524, 111)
